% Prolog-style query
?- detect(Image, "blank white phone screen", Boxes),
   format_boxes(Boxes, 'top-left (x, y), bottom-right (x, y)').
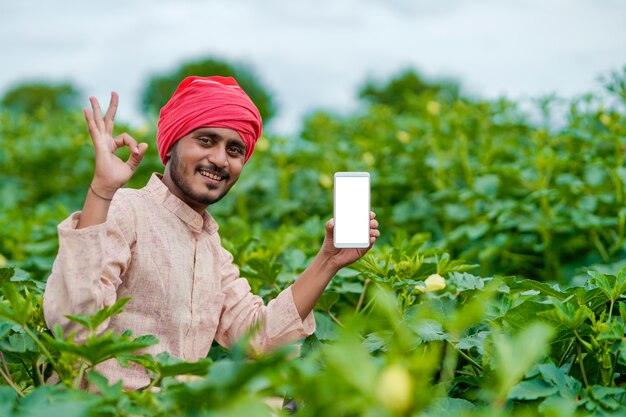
top-left (334, 174), bottom-right (370, 248)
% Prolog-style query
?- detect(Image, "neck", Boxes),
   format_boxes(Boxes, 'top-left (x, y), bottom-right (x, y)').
top-left (160, 170), bottom-right (207, 214)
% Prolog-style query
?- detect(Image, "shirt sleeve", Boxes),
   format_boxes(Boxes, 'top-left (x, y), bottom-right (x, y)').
top-left (43, 200), bottom-right (134, 341)
top-left (213, 246), bottom-right (315, 355)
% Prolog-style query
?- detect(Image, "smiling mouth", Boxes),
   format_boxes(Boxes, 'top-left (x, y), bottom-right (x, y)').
top-left (198, 169), bottom-right (224, 181)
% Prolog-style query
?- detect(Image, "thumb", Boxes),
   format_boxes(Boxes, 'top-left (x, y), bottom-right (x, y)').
top-left (127, 142), bottom-right (148, 171)
top-left (325, 218), bottom-right (334, 234)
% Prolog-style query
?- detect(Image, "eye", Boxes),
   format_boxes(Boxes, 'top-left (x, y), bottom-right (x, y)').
top-left (197, 136), bottom-right (214, 144)
top-left (228, 145), bottom-right (245, 156)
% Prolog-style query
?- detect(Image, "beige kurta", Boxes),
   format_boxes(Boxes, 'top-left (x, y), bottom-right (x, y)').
top-left (44, 173), bottom-right (315, 389)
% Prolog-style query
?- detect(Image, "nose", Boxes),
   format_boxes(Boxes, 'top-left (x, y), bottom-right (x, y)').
top-left (207, 143), bottom-right (228, 168)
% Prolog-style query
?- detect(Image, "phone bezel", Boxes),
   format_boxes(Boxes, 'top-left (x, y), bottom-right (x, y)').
top-left (333, 172), bottom-right (370, 248)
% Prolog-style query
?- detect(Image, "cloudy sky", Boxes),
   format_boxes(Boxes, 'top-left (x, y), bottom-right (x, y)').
top-left (1, 0), bottom-right (625, 134)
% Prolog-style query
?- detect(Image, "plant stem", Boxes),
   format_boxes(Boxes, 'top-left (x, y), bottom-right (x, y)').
top-left (0, 352), bottom-right (11, 379)
top-left (558, 337), bottom-right (576, 368)
top-left (0, 363), bottom-right (23, 397)
top-left (18, 359), bottom-right (36, 386)
top-left (357, 295), bottom-right (376, 317)
top-left (74, 361), bottom-right (88, 390)
top-left (22, 326), bottom-right (56, 368)
top-left (34, 360), bottom-right (44, 386)
top-left (576, 340), bottom-right (589, 388)
top-left (450, 341), bottom-right (483, 372)
top-left (326, 311), bottom-right (345, 328)
top-left (437, 339), bottom-right (459, 398)
top-left (143, 375), bottom-right (163, 392)
top-left (355, 278), bottom-right (370, 314)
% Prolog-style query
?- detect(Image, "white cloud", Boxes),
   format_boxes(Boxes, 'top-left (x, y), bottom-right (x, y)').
top-left (1, 0), bottom-right (625, 134)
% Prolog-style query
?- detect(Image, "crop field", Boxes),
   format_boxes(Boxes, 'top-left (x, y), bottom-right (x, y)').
top-left (1, 68), bottom-right (626, 416)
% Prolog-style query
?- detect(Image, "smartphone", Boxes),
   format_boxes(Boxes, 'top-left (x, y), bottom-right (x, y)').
top-left (334, 172), bottom-right (370, 248)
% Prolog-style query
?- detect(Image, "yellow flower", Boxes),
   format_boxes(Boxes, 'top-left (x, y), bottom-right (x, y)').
top-left (396, 130), bottom-right (410, 144)
top-left (426, 100), bottom-right (441, 115)
top-left (363, 152), bottom-right (375, 166)
top-left (599, 113), bottom-right (611, 126)
top-left (135, 123), bottom-right (151, 137)
top-left (424, 273), bottom-right (446, 292)
top-left (319, 174), bottom-right (332, 189)
top-left (256, 137), bottom-right (270, 152)
top-left (377, 364), bottom-right (414, 413)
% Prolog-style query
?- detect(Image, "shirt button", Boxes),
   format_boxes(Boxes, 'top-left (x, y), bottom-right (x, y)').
top-left (195, 218), bottom-right (202, 227)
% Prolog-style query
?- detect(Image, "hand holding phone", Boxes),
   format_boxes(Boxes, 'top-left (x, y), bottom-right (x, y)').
top-left (333, 172), bottom-right (370, 248)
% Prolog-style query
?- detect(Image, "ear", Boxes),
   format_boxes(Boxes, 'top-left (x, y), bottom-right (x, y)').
top-left (166, 140), bottom-right (180, 159)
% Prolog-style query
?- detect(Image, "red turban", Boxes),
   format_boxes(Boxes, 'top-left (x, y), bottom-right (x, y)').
top-left (156, 76), bottom-right (263, 165)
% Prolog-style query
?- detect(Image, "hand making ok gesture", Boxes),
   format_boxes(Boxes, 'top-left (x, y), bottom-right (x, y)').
top-left (83, 92), bottom-right (148, 200)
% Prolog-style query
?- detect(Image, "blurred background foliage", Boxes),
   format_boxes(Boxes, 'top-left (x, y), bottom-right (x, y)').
top-left (140, 57), bottom-right (277, 123)
top-left (1, 59), bottom-right (626, 285)
top-left (2, 57), bottom-right (626, 416)
top-left (1, 82), bottom-right (81, 114)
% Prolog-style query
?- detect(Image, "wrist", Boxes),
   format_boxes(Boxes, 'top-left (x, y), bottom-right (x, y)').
top-left (313, 251), bottom-right (341, 276)
top-left (89, 180), bottom-right (118, 201)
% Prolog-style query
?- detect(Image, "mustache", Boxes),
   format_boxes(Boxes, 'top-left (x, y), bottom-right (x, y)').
top-left (196, 163), bottom-right (230, 179)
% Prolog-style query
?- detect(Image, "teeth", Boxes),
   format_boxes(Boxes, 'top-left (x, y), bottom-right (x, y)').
top-left (199, 170), bottom-right (222, 181)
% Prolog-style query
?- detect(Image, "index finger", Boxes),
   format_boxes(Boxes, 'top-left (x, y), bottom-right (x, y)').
top-left (103, 92), bottom-right (119, 134)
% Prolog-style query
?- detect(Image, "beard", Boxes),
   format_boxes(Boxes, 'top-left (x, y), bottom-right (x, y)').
top-left (169, 147), bottom-right (231, 206)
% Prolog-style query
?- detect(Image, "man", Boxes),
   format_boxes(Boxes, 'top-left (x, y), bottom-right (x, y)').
top-left (44, 76), bottom-right (380, 390)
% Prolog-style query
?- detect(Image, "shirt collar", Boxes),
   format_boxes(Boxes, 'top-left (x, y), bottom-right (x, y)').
top-left (145, 173), bottom-right (219, 235)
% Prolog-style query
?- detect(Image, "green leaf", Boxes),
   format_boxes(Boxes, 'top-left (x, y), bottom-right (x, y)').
top-left (501, 301), bottom-right (553, 333)
top-left (474, 175), bottom-right (500, 197)
top-left (42, 330), bottom-right (158, 366)
top-left (456, 331), bottom-right (489, 354)
top-left (0, 320), bottom-right (13, 339)
top-left (596, 320), bottom-right (623, 341)
top-left (589, 385), bottom-right (625, 410)
top-left (154, 352), bottom-right (212, 378)
top-left (363, 332), bottom-right (387, 352)
top-left (86, 371), bottom-right (123, 398)
top-left (541, 297), bottom-right (593, 328)
top-left (588, 270), bottom-right (613, 301)
top-left (509, 379), bottom-right (558, 400)
top-left (0, 386), bottom-right (17, 417)
top-left (314, 312), bottom-right (338, 341)
top-left (283, 248), bottom-right (306, 270)
top-left (539, 395), bottom-right (579, 416)
top-left (213, 397), bottom-right (273, 417)
top-left (424, 398), bottom-right (476, 416)
top-left (12, 385), bottom-right (96, 417)
top-left (0, 331), bottom-right (39, 354)
top-left (415, 319), bottom-right (447, 342)
top-left (316, 292), bottom-right (340, 312)
top-left (116, 352), bottom-right (155, 369)
top-left (0, 267), bottom-right (15, 285)
top-left (613, 266), bottom-right (626, 299)
top-left (537, 362), bottom-right (582, 397)
top-left (0, 283), bottom-right (34, 325)
top-left (491, 322), bottom-right (554, 400)
top-left (339, 282), bottom-right (364, 294)
top-left (503, 276), bottom-right (567, 300)
top-left (447, 272), bottom-right (485, 292)
top-left (618, 339), bottom-right (626, 366)
top-left (65, 297), bottom-right (131, 331)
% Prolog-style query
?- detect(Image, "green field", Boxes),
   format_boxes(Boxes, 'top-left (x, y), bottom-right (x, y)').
top-left (1, 67), bottom-right (626, 416)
